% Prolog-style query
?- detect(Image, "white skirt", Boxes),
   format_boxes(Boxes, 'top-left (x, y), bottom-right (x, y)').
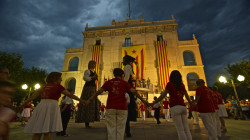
top-left (24, 99), bottom-right (62, 133)
top-left (218, 104), bottom-right (228, 117)
top-left (21, 108), bottom-right (31, 117)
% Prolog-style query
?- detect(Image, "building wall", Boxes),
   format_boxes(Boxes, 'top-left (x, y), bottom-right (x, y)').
top-left (61, 17), bottom-right (206, 104)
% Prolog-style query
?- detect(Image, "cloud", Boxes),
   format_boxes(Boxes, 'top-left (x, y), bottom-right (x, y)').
top-left (0, 0), bottom-right (249, 86)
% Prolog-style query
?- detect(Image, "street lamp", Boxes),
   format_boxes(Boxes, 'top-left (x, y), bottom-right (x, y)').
top-left (21, 83), bottom-right (41, 97)
top-left (218, 75), bottom-right (245, 120)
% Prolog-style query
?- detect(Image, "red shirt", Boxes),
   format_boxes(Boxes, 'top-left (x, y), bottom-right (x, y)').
top-left (196, 85), bottom-right (215, 113)
top-left (41, 83), bottom-right (65, 101)
top-left (140, 105), bottom-right (146, 111)
top-left (100, 105), bottom-right (106, 111)
top-left (211, 92), bottom-right (219, 110)
top-left (102, 78), bottom-right (132, 110)
top-left (165, 82), bottom-right (186, 107)
top-left (190, 100), bottom-right (198, 111)
top-left (24, 104), bottom-right (32, 108)
top-left (151, 106), bottom-right (154, 110)
top-left (215, 91), bottom-right (223, 104)
top-left (163, 100), bottom-right (169, 109)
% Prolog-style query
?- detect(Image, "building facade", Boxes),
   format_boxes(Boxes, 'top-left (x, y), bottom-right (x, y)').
top-left (61, 16), bottom-right (206, 103)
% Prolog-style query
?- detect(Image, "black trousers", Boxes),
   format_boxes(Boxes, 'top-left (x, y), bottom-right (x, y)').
top-left (125, 119), bottom-right (130, 135)
top-left (57, 110), bottom-right (71, 136)
top-left (154, 107), bottom-right (161, 123)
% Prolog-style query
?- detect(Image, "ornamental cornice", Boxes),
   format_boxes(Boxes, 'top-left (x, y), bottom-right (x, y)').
top-left (82, 25), bottom-right (178, 38)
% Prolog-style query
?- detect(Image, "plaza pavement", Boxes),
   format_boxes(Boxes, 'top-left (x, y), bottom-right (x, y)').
top-left (9, 118), bottom-right (250, 140)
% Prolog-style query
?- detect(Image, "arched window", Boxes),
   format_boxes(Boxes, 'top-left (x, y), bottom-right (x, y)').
top-left (183, 51), bottom-right (196, 66)
top-left (187, 73), bottom-right (199, 91)
top-left (67, 78), bottom-right (76, 92)
top-left (68, 57), bottom-right (79, 71)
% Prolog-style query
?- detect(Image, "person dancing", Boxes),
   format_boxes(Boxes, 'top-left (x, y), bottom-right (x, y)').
top-left (20, 72), bottom-right (85, 140)
top-left (85, 68), bottom-right (147, 140)
top-left (122, 55), bottom-right (138, 137)
top-left (150, 70), bottom-right (193, 140)
top-left (75, 60), bottom-right (100, 128)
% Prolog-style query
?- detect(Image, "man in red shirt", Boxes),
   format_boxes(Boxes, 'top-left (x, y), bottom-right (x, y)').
top-left (139, 103), bottom-right (146, 120)
top-left (100, 103), bottom-right (106, 120)
top-left (86, 68), bottom-right (147, 140)
top-left (194, 79), bottom-right (217, 140)
top-left (163, 97), bottom-right (170, 121)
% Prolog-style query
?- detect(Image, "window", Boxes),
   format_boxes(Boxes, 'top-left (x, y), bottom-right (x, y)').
top-left (67, 78), bottom-right (76, 92)
top-left (125, 38), bottom-right (131, 47)
top-left (68, 57), bottom-right (79, 71)
top-left (157, 35), bottom-right (163, 41)
top-left (187, 73), bottom-right (199, 91)
top-left (183, 51), bottom-right (197, 66)
top-left (96, 40), bottom-right (101, 45)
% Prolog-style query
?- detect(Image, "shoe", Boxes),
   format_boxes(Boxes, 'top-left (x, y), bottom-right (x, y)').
top-left (63, 134), bottom-right (70, 137)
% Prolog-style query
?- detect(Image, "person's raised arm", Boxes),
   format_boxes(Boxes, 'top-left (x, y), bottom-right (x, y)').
top-left (152, 90), bottom-right (168, 105)
top-left (129, 88), bottom-right (147, 105)
top-left (85, 88), bottom-right (105, 105)
top-left (20, 89), bottom-right (42, 109)
top-left (184, 92), bottom-right (192, 104)
top-left (62, 90), bottom-right (82, 103)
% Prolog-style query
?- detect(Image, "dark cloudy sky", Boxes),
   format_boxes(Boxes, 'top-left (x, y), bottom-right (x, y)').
top-left (0, 0), bottom-right (249, 85)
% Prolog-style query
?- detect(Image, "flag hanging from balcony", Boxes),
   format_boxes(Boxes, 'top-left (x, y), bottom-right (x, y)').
top-left (156, 41), bottom-right (170, 90)
top-left (122, 45), bottom-right (145, 80)
top-left (91, 45), bottom-right (102, 87)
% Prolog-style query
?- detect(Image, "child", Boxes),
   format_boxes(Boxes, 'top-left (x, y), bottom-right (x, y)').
top-left (21, 102), bottom-right (33, 125)
top-left (86, 68), bottom-right (147, 140)
top-left (100, 103), bottom-right (106, 120)
top-left (153, 96), bottom-right (161, 124)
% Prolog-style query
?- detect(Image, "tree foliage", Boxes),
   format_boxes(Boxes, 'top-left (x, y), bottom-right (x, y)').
top-left (214, 58), bottom-right (250, 101)
top-left (0, 51), bottom-right (47, 104)
top-left (225, 57), bottom-right (250, 88)
top-left (0, 51), bottom-right (24, 83)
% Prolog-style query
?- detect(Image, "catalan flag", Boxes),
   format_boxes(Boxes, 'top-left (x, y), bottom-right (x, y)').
top-left (91, 45), bottom-right (102, 88)
top-left (122, 45), bottom-right (145, 80)
top-left (156, 41), bottom-right (170, 90)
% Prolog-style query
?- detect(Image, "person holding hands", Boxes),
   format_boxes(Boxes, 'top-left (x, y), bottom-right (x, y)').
top-left (85, 68), bottom-right (147, 140)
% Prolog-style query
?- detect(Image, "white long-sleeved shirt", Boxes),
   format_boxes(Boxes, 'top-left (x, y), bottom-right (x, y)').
top-left (123, 65), bottom-right (133, 82)
top-left (83, 69), bottom-right (94, 82)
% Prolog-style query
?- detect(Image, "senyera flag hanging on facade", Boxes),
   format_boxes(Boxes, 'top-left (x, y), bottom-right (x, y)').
top-left (156, 41), bottom-right (170, 90)
top-left (122, 45), bottom-right (145, 80)
top-left (91, 45), bottom-right (102, 88)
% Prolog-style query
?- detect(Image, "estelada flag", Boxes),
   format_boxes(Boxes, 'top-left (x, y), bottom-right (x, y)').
top-left (122, 45), bottom-right (145, 80)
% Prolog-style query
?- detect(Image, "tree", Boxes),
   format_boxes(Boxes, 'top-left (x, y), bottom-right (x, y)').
top-left (213, 58), bottom-right (250, 101)
top-left (0, 51), bottom-right (47, 104)
top-left (225, 58), bottom-right (250, 88)
top-left (0, 51), bottom-right (24, 83)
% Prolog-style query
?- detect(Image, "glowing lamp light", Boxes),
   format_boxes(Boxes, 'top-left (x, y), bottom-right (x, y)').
top-left (22, 84), bottom-right (28, 90)
top-left (34, 84), bottom-right (41, 90)
top-left (237, 75), bottom-right (245, 82)
top-left (246, 99), bottom-right (248, 102)
top-left (219, 76), bottom-right (227, 83)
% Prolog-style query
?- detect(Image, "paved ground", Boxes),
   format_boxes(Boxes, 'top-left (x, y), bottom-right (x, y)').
top-left (9, 118), bottom-right (250, 140)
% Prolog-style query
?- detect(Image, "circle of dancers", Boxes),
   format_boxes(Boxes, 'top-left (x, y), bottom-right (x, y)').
top-left (0, 55), bottom-right (240, 140)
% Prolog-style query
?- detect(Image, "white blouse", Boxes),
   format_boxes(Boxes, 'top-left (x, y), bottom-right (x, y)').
top-left (83, 69), bottom-right (95, 82)
top-left (123, 65), bottom-right (133, 82)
